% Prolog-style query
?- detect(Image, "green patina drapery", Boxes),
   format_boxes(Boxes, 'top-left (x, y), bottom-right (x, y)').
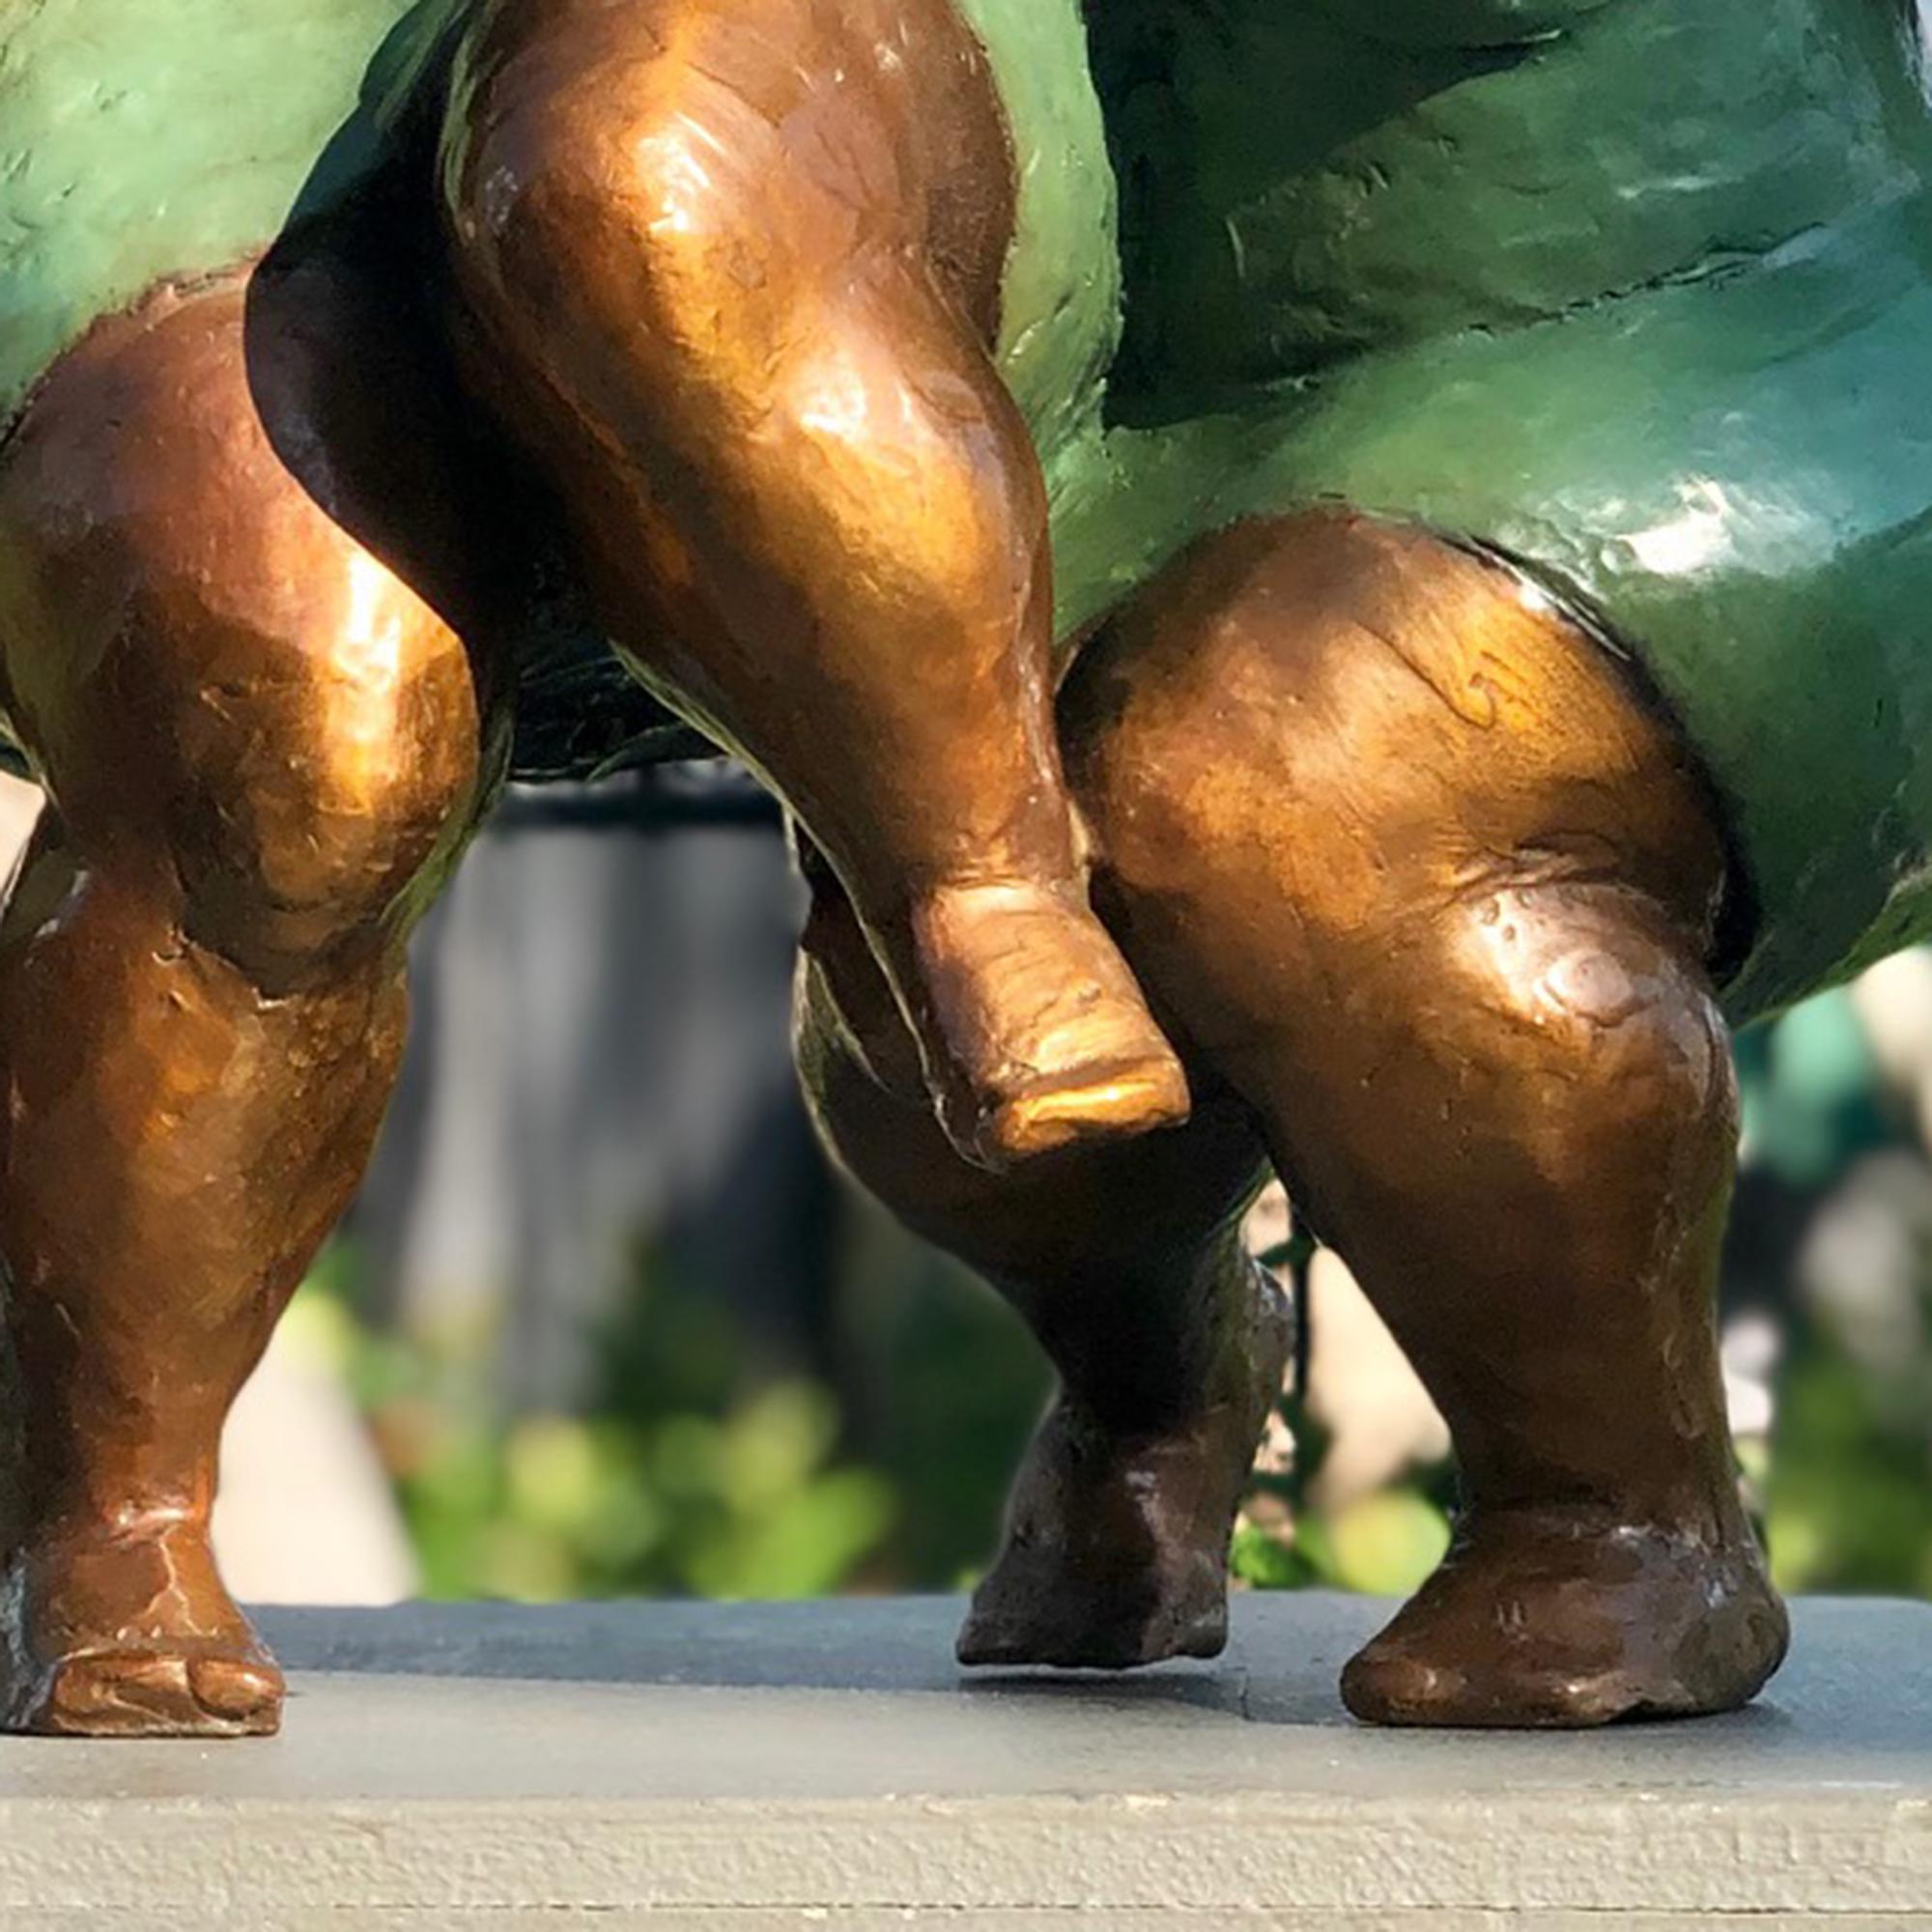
top-left (4, 0), bottom-right (1931, 1014)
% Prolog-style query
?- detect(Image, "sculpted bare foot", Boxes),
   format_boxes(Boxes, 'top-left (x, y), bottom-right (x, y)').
top-left (1341, 1504), bottom-right (1789, 1728)
top-left (905, 879), bottom-right (1190, 1170)
top-left (958, 1268), bottom-right (1288, 1669)
top-left (2, 1517), bottom-right (284, 1737)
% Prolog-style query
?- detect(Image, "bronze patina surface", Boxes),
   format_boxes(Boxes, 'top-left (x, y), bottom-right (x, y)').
top-left (0, 255), bottom-right (510, 1734)
top-left (440, 0), bottom-right (1190, 1174)
top-left (11, 0), bottom-right (1924, 1739)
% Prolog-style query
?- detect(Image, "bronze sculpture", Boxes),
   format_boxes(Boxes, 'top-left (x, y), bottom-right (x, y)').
top-left (5, 0), bottom-right (1927, 1736)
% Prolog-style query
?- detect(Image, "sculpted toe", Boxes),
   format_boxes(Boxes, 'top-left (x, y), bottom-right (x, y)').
top-left (958, 1552), bottom-right (1228, 1671)
top-left (2, 1521), bottom-right (286, 1737)
top-left (187, 1653), bottom-right (285, 1728)
top-left (27, 1648), bottom-right (282, 1738)
top-left (977, 1052), bottom-right (1193, 1167)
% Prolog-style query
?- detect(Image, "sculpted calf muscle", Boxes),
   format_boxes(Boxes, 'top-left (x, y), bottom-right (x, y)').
top-left (440, 0), bottom-right (1189, 1171)
top-left (0, 0), bottom-right (1927, 1736)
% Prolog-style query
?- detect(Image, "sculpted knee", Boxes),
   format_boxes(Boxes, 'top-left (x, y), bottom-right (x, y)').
top-left (442, 14), bottom-right (778, 368)
top-left (169, 614), bottom-right (484, 986)
top-left (1063, 515), bottom-right (1454, 923)
top-left (1446, 884), bottom-right (1737, 1148)
top-left (0, 256), bottom-right (494, 995)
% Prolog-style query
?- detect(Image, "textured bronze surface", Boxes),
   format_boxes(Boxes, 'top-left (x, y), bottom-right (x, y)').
top-left (1060, 511), bottom-right (1787, 1724)
top-left (788, 507), bottom-right (1786, 1725)
top-left (0, 262), bottom-right (510, 1735)
top-left (440, 0), bottom-right (1188, 1172)
top-left (0, 0), bottom-right (1794, 1741)
top-left (796, 848), bottom-right (1290, 1668)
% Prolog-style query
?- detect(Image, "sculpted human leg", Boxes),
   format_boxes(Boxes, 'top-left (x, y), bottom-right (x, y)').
top-left (1064, 510), bottom-right (1788, 1725)
top-left (0, 270), bottom-right (505, 1736)
top-left (440, 0), bottom-right (1186, 1172)
top-left (794, 854), bottom-right (1286, 1667)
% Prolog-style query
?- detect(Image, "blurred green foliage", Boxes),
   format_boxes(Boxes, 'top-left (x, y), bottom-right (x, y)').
top-left (322, 1275), bottom-right (902, 1602)
top-left (1739, 983), bottom-right (1932, 1597)
top-left (1769, 1349), bottom-right (1932, 1597)
top-left (1737, 986), bottom-right (1888, 1189)
top-left (308, 1219), bottom-right (1044, 1602)
top-left (1231, 1492), bottom-right (1450, 1597)
top-left (307, 970), bottom-right (1932, 1605)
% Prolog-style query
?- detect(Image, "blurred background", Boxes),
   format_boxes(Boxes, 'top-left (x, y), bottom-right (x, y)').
top-left (4, 761), bottom-right (1926, 1613)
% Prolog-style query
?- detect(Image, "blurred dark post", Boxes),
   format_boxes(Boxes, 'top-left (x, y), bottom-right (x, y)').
top-left (348, 769), bottom-right (838, 1410)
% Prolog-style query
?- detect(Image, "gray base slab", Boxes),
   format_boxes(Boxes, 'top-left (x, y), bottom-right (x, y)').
top-left (1, 1594), bottom-right (1928, 1926)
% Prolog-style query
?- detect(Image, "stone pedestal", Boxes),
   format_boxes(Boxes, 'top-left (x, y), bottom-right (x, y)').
top-left (2, 1594), bottom-right (1927, 1927)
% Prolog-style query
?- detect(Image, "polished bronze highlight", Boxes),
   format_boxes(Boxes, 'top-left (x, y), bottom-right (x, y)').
top-left (0, 0), bottom-right (1832, 1740)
